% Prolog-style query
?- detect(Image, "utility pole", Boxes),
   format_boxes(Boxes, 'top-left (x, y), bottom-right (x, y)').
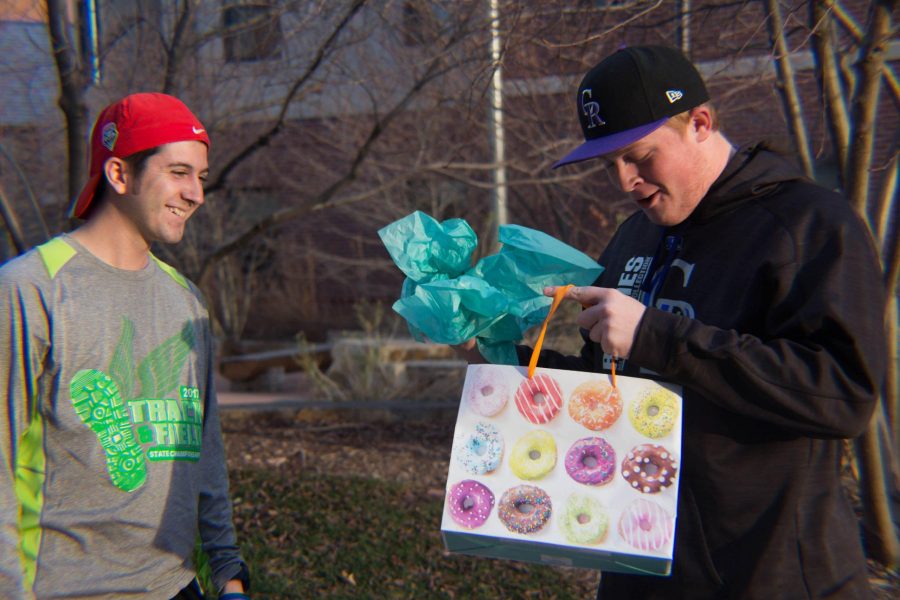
top-left (488, 0), bottom-right (508, 251)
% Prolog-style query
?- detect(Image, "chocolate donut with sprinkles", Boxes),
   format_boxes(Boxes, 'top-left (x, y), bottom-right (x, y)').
top-left (497, 484), bottom-right (553, 534)
top-left (621, 443), bottom-right (678, 494)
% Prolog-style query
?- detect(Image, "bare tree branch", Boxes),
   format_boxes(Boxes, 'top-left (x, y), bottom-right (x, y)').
top-left (829, 0), bottom-right (900, 108)
top-left (810, 1), bottom-right (850, 180)
top-left (162, 0), bottom-right (194, 94)
top-left (846, 0), bottom-right (893, 219)
top-left (765, 0), bottom-right (815, 178)
top-left (538, 0), bottom-right (665, 49)
top-left (204, 0), bottom-right (368, 196)
top-left (874, 149), bottom-right (898, 248)
top-left (0, 181), bottom-right (28, 253)
top-left (197, 39), bottom-right (453, 285)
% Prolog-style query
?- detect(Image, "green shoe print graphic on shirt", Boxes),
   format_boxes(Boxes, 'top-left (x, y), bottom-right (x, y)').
top-left (69, 317), bottom-right (197, 491)
top-left (70, 369), bottom-right (147, 492)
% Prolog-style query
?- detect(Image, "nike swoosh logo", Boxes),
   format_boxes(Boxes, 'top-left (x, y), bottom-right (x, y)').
top-left (192, 126), bottom-right (205, 134)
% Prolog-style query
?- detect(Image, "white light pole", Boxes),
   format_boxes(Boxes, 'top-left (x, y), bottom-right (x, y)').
top-left (488, 0), bottom-right (508, 250)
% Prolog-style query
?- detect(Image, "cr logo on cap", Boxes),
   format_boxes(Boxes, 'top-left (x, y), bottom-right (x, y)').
top-left (580, 89), bottom-right (605, 129)
top-left (101, 122), bottom-right (118, 151)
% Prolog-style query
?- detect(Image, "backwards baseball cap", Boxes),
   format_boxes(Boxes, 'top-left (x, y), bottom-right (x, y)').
top-left (70, 92), bottom-right (210, 218)
top-left (553, 45), bottom-right (709, 169)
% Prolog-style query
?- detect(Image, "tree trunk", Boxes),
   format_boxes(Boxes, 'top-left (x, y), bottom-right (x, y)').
top-left (46, 0), bottom-right (89, 222)
top-left (845, 0), bottom-right (893, 219)
top-left (0, 181), bottom-right (28, 253)
top-left (856, 404), bottom-right (900, 568)
top-left (809, 1), bottom-right (850, 182)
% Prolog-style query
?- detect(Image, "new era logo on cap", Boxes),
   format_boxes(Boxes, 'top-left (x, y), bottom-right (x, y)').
top-left (553, 45), bottom-right (710, 168)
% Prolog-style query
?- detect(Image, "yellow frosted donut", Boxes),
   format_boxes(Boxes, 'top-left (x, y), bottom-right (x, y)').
top-left (629, 388), bottom-right (679, 438)
top-left (509, 430), bottom-right (557, 480)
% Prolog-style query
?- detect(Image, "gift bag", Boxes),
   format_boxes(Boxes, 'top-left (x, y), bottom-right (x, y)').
top-left (441, 363), bottom-right (683, 575)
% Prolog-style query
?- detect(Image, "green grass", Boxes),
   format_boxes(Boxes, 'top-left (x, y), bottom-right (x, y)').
top-left (229, 468), bottom-right (598, 599)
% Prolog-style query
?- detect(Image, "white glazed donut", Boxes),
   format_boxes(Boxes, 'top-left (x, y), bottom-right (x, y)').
top-left (465, 368), bottom-right (509, 417)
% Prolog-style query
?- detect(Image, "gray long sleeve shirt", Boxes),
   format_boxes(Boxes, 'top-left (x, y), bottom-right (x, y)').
top-left (1, 235), bottom-right (244, 599)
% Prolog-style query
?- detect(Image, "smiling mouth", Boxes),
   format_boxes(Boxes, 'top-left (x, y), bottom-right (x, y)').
top-left (168, 206), bottom-right (186, 218)
top-left (638, 191), bottom-right (658, 205)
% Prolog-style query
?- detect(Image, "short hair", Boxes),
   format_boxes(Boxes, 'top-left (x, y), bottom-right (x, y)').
top-left (665, 102), bottom-right (720, 133)
top-left (86, 146), bottom-right (162, 219)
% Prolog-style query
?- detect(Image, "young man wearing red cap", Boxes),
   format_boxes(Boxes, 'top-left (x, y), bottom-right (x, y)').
top-left (458, 46), bottom-right (885, 598)
top-left (0, 94), bottom-right (250, 599)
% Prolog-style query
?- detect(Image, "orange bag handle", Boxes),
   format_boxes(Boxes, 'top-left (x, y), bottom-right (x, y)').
top-left (528, 285), bottom-right (573, 379)
top-left (527, 284), bottom-right (617, 388)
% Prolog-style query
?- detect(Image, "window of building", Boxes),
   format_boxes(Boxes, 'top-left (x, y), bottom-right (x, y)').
top-left (223, 1), bottom-right (283, 62)
top-left (400, 1), bottom-right (448, 47)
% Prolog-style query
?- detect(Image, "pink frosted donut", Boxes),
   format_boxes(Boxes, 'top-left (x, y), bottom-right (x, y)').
top-left (618, 498), bottom-right (674, 552)
top-left (447, 480), bottom-right (494, 529)
top-left (514, 374), bottom-right (563, 424)
top-left (465, 369), bottom-right (509, 417)
top-left (564, 437), bottom-right (616, 486)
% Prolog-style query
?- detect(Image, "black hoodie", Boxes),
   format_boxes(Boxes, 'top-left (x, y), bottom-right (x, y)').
top-left (526, 144), bottom-right (885, 599)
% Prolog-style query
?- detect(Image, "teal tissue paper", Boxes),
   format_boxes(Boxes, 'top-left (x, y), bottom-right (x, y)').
top-left (378, 211), bottom-right (603, 364)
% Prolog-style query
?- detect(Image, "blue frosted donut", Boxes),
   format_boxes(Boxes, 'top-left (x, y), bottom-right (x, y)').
top-left (454, 422), bottom-right (503, 475)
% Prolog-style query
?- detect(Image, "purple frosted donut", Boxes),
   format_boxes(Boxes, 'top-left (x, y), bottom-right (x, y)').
top-left (565, 437), bottom-right (616, 486)
top-left (447, 480), bottom-right (494, 529)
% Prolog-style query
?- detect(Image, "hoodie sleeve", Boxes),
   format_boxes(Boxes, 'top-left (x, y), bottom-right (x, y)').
top-left (629, 204), bottom-right (885, 439)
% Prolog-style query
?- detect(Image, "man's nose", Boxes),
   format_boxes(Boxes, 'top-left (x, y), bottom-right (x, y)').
top-left (184, 177), bottom-right (205, 205)
top-left (611, 160), bottom-right (640, 192)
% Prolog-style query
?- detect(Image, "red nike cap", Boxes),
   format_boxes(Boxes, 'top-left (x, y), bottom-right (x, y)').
top-left (71, 93), bottom-right (210, 218)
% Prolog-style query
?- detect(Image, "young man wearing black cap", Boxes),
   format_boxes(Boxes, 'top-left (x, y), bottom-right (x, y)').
top-left (459, 45), bottom-right (885, 598)
top-left (0, 94), bottom-right (250, 599)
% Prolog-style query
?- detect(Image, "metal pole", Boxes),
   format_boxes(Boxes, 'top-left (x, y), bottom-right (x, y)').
top-left (678, 0), bottom-right (691, 54)
top-left (488, 0), bottom-right (507, 250)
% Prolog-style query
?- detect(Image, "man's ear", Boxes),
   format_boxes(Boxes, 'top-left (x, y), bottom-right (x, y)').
top-left (104, 157), bottom-right (128, 195)
top-left (689, 105), bottom-right (714, 142)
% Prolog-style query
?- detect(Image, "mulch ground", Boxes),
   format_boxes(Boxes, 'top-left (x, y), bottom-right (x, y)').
top-left (220, 409), bottom-right (899, 598)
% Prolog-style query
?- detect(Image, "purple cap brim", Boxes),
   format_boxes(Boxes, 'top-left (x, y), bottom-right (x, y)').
top-left (552, 117), bottom-right (668, 169)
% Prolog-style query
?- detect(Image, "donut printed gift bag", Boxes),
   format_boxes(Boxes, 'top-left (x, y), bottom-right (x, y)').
top-left (441, 364), bottom-right (683, 576)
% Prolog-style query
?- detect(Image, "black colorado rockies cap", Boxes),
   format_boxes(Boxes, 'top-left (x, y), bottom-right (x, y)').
top-left (553, 45), bottom-right (709, 169)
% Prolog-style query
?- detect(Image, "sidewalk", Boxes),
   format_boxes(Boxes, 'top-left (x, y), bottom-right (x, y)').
top-left (216, 391), bottom-right (458, 412)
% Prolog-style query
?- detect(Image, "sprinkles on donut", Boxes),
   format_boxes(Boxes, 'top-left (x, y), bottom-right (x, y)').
top-left (629, 388), bottom-right (679, 438)
top-left (453, 422), bottom-right (503, 475)
top-left (447, 479), bottom-right (494, 529)
top-left (621, 443), bottom-right (678, 494)
top-left (568, 380), bottom-right (622, 431)
top-left (560, 494), bottom-right (609, 545)
top-left (497, 484), bottom-right (552, 534)
top-left (564, 436), bottom-right (616, 486)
